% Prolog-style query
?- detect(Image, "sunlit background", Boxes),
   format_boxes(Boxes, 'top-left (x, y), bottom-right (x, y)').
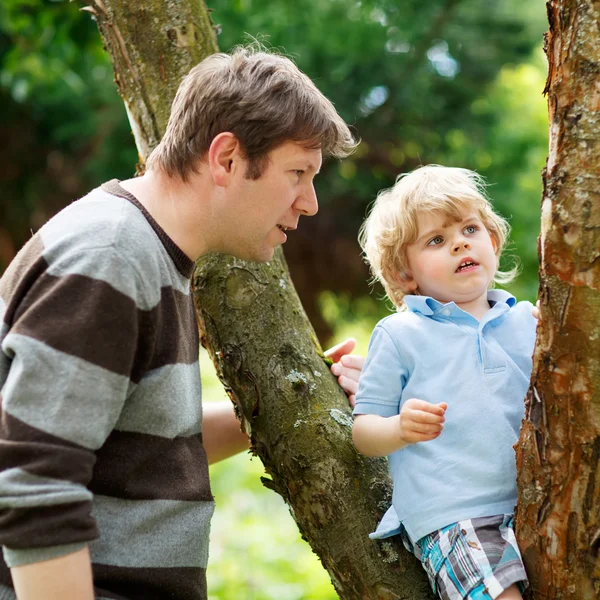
top-left (1, 0), bottom-right (549, 597)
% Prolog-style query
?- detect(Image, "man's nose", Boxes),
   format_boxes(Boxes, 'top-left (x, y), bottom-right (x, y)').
top-left (296, 182), bottom-right (318, 216)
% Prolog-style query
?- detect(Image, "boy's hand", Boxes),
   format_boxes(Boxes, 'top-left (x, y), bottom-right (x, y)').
top-left (398, 398), bottom-right (447, 444)
top-left (532, 300), bottom-right (541, 319)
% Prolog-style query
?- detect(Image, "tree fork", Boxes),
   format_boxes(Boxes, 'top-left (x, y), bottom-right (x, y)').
top-left (515, 1), bottom-right (600, 598)
top-left (86, 0), bottom-right (433, 597)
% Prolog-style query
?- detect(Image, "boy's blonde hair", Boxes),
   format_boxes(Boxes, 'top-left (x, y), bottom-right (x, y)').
top-left (358, 165), bottom-right (517, 309)
top-left (147, 45), bottom-right (356, 181)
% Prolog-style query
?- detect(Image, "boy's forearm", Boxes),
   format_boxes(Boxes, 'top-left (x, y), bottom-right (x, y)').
top-left (11, 546), bottom-right (95, 600)
top-left (352, 414), bottom-right (407, 456)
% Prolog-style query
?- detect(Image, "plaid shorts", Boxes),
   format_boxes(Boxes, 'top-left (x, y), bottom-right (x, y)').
top-left (400, 515), bottom-right (528, 600)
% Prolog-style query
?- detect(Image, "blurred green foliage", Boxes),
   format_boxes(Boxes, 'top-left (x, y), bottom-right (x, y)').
top-left (1, 0), bottom-right (549, 596)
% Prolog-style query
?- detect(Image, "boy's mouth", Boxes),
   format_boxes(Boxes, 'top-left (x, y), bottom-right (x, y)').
top-left (456, 259), bottom-right (479, 273)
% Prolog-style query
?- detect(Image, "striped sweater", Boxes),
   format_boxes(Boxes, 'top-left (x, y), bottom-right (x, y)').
top-left (0, 180), bottom-right (214, 599)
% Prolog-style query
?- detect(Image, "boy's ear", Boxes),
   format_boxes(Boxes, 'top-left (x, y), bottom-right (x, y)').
top-left (393, 271), bottom-right (417, 292)
top-left (490, 232), bottom-right (499, 253)
top-left (401, 278), bottom-right (418, 293)
top-left (208, 132), bottom-right (243, 187)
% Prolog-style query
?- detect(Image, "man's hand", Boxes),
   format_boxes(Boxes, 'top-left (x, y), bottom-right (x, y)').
top-left (325, 338), bottom-right (365, 408)
top-left (399, 398), bottom-right (447, 444)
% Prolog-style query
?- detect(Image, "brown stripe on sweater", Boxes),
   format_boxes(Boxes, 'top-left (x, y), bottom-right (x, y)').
top-left (141, 285), bottom-right (199, 378)
top-left (91, 430), bottom-right (212, 502)
top-left (93, 564), bottom-right (206, 600)
top-left (0, 409), bottom-right (95, 485)
top-left (10, 273), bottom-right (198, 381)
top-left (0, 556), bottom-right (11, 587)
top-left (0, 234), bottom-right (47, 324)
top-left (0, 501), bottom-right (98, 549)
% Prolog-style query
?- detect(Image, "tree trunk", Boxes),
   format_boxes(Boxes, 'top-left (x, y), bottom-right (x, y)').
top-left (515, 1), bottom-right (600, 598)
top-left (88, 0), bottom-right (433, 597)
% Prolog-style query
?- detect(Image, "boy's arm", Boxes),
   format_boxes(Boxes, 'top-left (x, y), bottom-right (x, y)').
top-left (11, 547), bottom-right (94, 600)
top-left (353, 399), bottom-right (447, 457)
top-left (353, 414), bottom-right (406, 456)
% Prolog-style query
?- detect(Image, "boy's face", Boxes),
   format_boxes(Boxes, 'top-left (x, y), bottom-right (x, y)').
top-left (219, 141), bottom-right (322, 262)
top-left (403, 211), bottom-right (498, 307)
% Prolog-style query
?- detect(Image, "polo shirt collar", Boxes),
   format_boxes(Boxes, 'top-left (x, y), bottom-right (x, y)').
top-left (404, 289), bottom-right (516, 318)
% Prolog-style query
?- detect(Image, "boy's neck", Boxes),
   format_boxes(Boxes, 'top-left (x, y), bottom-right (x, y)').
top-left (454, 293), bottom-right (492, 320)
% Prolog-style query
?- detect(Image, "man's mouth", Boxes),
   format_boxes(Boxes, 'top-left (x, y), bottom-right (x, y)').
top-left (277, 224), bottom-right (289, 232)
top-left (456, 259), bottom-right (479, 273)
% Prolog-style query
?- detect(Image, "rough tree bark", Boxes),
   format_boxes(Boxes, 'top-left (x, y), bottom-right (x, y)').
top-left (87, 0), bottom-right (433, 597)
top-left (515, 1), bottom-right (600, 598)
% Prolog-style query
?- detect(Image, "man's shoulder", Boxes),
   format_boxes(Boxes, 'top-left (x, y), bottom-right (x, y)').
top-left (35, 186), bottom-right (170, 307)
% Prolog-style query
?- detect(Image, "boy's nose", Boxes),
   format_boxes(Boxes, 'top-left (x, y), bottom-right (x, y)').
top-left (452, 240), bottom-right (470, 253)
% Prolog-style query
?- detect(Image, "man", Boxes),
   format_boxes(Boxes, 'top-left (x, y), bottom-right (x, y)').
top-left (0, 47), bottom-right (362, 599)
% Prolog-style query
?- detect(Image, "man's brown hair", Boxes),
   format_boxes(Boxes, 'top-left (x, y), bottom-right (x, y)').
top-left (147, 45), bottom-right (357, 180)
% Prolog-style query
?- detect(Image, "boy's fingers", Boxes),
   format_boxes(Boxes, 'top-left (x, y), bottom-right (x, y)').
top-left (405, 398), bottom-right (447, 416)
top-left (406, 409), bottom-right (445, 424)
top-left (409, 422), bottom-right (444, 435)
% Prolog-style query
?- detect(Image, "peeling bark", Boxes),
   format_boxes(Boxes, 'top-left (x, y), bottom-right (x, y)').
top-left (88, 0), bottom-right (434, 597)
top-left (515, 1), bottom-right (600, 598)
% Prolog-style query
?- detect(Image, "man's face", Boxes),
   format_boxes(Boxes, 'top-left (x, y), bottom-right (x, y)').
top-left (221, 141), bottom-right (322, 262)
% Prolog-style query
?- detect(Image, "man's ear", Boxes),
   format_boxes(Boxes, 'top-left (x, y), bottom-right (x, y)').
top-left (208, 132), bottom-right (242, 187)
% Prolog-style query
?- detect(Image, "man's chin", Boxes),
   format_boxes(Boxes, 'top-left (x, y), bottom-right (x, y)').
top-left (233, 246), bottom-right (277, 264)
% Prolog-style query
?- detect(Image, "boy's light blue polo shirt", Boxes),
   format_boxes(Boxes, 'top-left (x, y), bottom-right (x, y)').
top-left (353, 290), bottom-right (537, 543)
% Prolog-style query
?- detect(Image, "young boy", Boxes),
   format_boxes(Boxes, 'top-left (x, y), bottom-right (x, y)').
top-left (352, 165), bottom-right (537, 600)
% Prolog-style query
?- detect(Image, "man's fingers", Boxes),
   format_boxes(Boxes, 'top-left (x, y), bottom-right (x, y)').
top-left (340, 354), bottom-right (365, 371)
top-left (337, 375), bottom-right (358, 396)
top-left (324, 338), bottom-right (356, 363)
top-left (331, 360), bottom-right (363, 382)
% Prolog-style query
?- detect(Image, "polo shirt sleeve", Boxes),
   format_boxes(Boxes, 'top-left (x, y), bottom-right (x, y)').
top-left (353, 323), bottom-right (409, 418)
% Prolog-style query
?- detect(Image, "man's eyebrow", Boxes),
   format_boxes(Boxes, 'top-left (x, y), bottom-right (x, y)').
top-left (306, 162), bottom-right (321, 175)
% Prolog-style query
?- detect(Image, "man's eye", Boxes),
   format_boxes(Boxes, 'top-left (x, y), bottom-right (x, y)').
top-left (427, 236), bottom-right (443, 246)
top-left (294, 170), bottom-right (304, 176)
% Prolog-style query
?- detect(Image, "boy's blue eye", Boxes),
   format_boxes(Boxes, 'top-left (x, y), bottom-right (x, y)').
top-left (427, 236), bottom-right (444, 246)
top-left (464, 225), bottom-right (478, 234)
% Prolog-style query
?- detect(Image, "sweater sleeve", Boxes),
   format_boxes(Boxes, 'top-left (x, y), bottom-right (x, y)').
top-left (0, 243), bottom-right (148, 568)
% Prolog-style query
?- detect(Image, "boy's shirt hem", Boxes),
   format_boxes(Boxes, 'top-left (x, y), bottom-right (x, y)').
top-left (369, 501), bottom-right (518, 543)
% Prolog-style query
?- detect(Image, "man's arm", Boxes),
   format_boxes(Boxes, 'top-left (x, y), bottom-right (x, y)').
top-left (202, 401), bottom-right (249, 464)
top-left (11, 547), bottom-right (94, 600)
